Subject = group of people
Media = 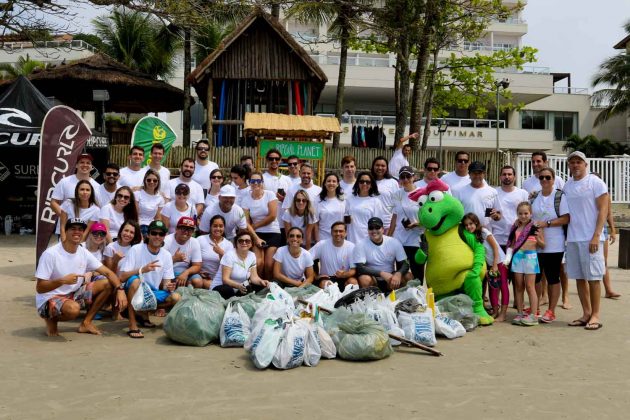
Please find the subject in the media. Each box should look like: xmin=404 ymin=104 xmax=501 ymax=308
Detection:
xmin=35 ymin=134 xmax=617 ymax=338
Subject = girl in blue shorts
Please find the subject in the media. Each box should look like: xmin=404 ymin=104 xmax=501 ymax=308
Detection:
xmin=506 ymin=202 xmax=545 ymax=326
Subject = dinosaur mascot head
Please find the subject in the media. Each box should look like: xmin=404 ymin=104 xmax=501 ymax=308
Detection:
xmin=408 ymin=179 xmax=463 ymax=236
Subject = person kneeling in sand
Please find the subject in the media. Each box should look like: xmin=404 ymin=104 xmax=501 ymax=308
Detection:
xmin=119 ymin=220 xmax=181 ymax=339
xmin=35 ymin=218 xmax=127 ymax=337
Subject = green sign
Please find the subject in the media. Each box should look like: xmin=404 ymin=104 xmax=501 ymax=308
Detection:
xmin=259 ymin=139 xmax=324 ymax=160
xmin=131 ymin=116 xmax=177 ymax=165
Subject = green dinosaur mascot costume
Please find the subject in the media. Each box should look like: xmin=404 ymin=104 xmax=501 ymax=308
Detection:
xmin=409 ymin=179 xmax=493 ymax=325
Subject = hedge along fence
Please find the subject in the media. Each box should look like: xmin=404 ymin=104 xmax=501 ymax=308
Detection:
xmin=109 ymin=145 xmax=510 ymax=185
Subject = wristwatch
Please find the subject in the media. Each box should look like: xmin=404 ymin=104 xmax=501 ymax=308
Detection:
xmin=116 ymin=284 xmax=125 ymax=291
xmin=546 ymin=220 xmax=552 ymax=228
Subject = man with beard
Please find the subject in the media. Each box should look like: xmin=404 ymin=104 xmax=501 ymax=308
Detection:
xmin=522 ymin=151 xmax=565 ymax=195
xmin=95 ymin=163 xmax=120 ymax=207
xmin=491 ymin=165 xmax=528 ymax=249
xmin=198 ymin=185 xmax=249 ymax=239
xmin=51 ymin=153 xmax=99 ymax=216
xmin=192 ymin=139 xmax=219 ymax=195
xmin=263 ymin=149 xmax=291 ymax=232
xmin=167 ymin=158 xmax=205 ymax=217
xmin=310 ymin=221 xmax=357 ymax=289
xmin=119 ymin=146 xmax=148 ymax=189
xmin=283 ymin=163 xmax=322 ymax=207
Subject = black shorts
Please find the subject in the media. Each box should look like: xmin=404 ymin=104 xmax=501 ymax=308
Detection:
xmin=256 ymin=232 xmax=283 ymax=248
xmin=536 ymin=252 xmax=564 ymax=285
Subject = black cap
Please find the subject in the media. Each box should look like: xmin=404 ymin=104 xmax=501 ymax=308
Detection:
xmin=65 ymin=217 xmax=87 ymax=231
xmin=468 ymin=161 xmax=486 ymax=173
xmin=367 ymin=217 xmax=384 ymax=229
xmin=399 ymin=166 xmax=415 ymax=177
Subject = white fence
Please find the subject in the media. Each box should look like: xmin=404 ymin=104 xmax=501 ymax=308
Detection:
xmin=515 ymin=154 xmax=630 ymax=203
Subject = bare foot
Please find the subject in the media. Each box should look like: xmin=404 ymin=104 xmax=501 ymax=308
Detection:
xmin=45 ymin=319 xmax=59 ymax=337
xmin=154 ymin=309 xmax=166 ymax=317
xmin=605 ymin=292 xmax=621 ymax=300
xmin=495 ymin=314 xmax=506 ymax=322
xmin=561 ymin=301 xmax=572 ymax=310
xmin=540 ymin=297 xmax=549 ymax=306
xmin=78 ymin=322 xmax=102 ymax=335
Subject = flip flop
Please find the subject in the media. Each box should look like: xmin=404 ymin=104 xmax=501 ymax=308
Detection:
xmin=605 ymin=294 xmax=621 ymax=300
xmin=127 ymin=329 xmax=144 ymax=339
xmin=568 ymin=319 xmax=587 ymax=327
xmin=137 ymin=318 xmax=157 ymax=329
xmin=584 ymin=322 xmax=603 ymax=331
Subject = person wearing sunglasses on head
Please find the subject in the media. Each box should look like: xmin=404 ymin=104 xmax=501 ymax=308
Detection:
xmin=99 ymin=186 xmax=139 ymax=243
xmin=163 ymin=217 xmax=202 ymax=288
xmin=441 ymin=150 xmax=473 ymax=194
xmin=192 ymin=139 xmax=219 ymax=196
xmin=282 ymin=163 xmax=322 ymax=214
xmin=96 ymin=163 xmax=121 ymax=207
xmin=119 ymin=220 xmax=180 ymax=338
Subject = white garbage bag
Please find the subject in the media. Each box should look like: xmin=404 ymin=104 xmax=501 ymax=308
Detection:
xmin=272 ymin=319 xmax=309 ymax=370
xmin=398 ymin=309 xmax=437 ymax=347
xmin=249 ymin=319 xmax=284 ymax=369
xmin=220 ymin=301 xmax=251 ymax=347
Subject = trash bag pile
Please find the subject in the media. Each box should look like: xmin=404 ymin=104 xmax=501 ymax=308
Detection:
xmin=164 ymin=288 xmax=225 ymax=346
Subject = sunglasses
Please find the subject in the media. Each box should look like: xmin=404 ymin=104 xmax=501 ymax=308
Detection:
xmin=399 ymin=173 xmax=413 ymax=179
xmin=175 ymin=191 xmax=188 ymax=196
xmin=145 ymin=178 xmax=158 ymax=183
xmin=149 ymin=231 xmax=166 ymax=237
xmin=368 ymin=225 xmax=382 ymax=231
xmin=116 ymin=193 xmax=130 ymax=200
xmin=104 ymin=172 xmax=119 ymax=177
xmin=295 ymin=198 xmax=307 ymax=203
xmin=267 ymin=157 xmax=281 ymax=162
xmin=288 ymin=234 xmax=303 ymax=239
xmin=457 ymin=159 xmax=469 ymax=164
xmin=287 ymin=162 xmax=299 ymax=167
xmin=211 ymin=175 xmax=223 ymax=180
xmin=358 ymin=180 xmax=371 ymax=185
xmin=91 ymin=231 xmax=106 ymax=238
xmin=425 ymin=167 xmax=439 ymax=172
xmin=250 ymin=179 xmax=263 ymax=184
xmin=197 ymin=147 xmax=209 ymax=152
xmin=539 ymin=175 xmax=552 ymax=181
xmin=237 ymin=238 xmax=252 ymax=244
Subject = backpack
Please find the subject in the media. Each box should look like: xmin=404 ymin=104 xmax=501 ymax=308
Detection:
xmin=529 ymin=189 xmax=567 ymax=236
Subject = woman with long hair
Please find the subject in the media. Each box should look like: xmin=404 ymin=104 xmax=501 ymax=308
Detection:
xmin=135 ymin=169 xmax=165 ymax=238
xmin=230 ymin=165 xmax=250 ymax=207
xmin=59 ymin=179 xmax=100 ymax=242
xmin=99 ymin=186 xmax=138 ymax=243
xmin=273 ymin=227 xmax=315 ymax=287
xmin=204 ymin=168 xmax=225 ymax=208
xmin=282 ymin=189 xmax=318 ymax=249
xmin=103 ymin=220 xmax=142 ymax=275
xmin=345 ymin=171 xmax=388 ymax=244
xmin=161 ymin=183 xmax=196 ymax=234
xmin=82 ymin=222 xmax=108 ymax=263
xmin=370 ymin=156 xmax=397 ymax=230
xmin=315 ymin=173 xmax=346 ymax=243
xmin=197 ymin=215 xmax=234 ymax=289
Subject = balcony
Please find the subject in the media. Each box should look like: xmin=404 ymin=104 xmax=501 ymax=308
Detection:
xmin=553 ymin=86 xmax=589 ymax=95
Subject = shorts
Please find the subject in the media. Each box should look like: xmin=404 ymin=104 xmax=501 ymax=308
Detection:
xmin=536 ymin=252 xmax=564 ymax=285
xmin=565 ymin=241 xmax=605 ymax=281
xmin=174 ymin=270 xmax=202 ymax=284
xmin=38 ymin=281 xmax=95 ymax=319
xmin=124 ymin=275 xmax=171 ymax=304
xmin=510 ymin=249 xmax=540 ymax=274
xmin=256 ymin=232 xmax=283 ymax=248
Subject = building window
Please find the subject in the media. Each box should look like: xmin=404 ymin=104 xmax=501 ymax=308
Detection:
xmin=553 ymin=112 xmax=577 ymax=140
xmin=521 ymin=110 xmax=547 ymax=130
xmin=191 ymin=101 xmax=205 ymax=130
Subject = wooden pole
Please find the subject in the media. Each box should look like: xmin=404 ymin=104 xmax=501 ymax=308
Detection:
xmin=206 ymin=79 xmax=213 ymax=145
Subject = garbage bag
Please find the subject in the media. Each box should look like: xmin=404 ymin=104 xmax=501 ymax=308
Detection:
xmin=131 ymin=281 xmax=157 ymax=312
xmin=303 ymin=320 xmax=322 ymax=367
xmin=249 ymin=294 xmax=293 ymax=338
xmin=226 ymin=293 xmax=264 ymax=319
xmin=284 ymin=284 xmax=321 ymax=301
xmin=249 ymin=319 xmax=284 ymax=369
xmin=398 ymin=309 xmax=437 ymax=347
xmin=435 ymin=314 xmax=466 ymax=339
xmin=164 ymin=288 xmax=225 ymax=346
xmin=220 ymin=301 xmax=251 ymax=347
xmin=436 ymin=294 xmax=479 ymax=331
xmin=306 ymin=283 xmax=342 ymax=311
xmin=272 ymin=319 xmax=309 ymax=370
xmin=335 ymin=313 xmax=393 ymax=361
xmin=269 ymin=283 xmax=296 ymax=312
xmin=322 ymin=307 xmax=351 ymax=335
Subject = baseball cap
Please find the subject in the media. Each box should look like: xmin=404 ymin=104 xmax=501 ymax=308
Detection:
xmin=567 ymin=151 xmax=587 ymax=162
xmin=90 ymin=222 xmax=107 ymax=233
xmin=65 ymin=217 xmax=87 ymax=231
xmin=219 ymin=185 xmax=236 ymax=198
xmin=367 ymin=217 xmax=384 ymax=229
xmin=77 ymin=153 xmax=93 ymax=162
xmin=399 ymin=166 xmax=415 ymax=177
xmin=177 ymin=216 xmax=196 ymax=229
xmin=468 ymin=161 xmax=486 ymax=173
xmin=148 ymin=220 xmax=168 ymax=233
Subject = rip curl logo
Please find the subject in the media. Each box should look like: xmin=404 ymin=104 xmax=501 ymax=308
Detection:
xmin=0 ymin=160 xmax=9 ymax=182
xmin=0 ymin=108 xmax=34 ymax=129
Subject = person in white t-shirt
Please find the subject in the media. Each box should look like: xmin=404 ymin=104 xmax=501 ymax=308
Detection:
xmin=286 ymin=155 xmax=302 ymax=186
xmin=441 ymin=150 xmax=471 ymax=194
xmin=192 ymin=139 xmax=219 ymax=194
xmin=147 ymin=143 xmax=172 ymax=197
xmin=389 ymin=132 xmax=418 ymax=178
xmin=282 ymin=189 xmax=318 ymax=249
xmin=199 ymin=185 xmax=249 ymax=239
xmin=82 ymin=222 xmax=108 ymax=263
xmin=522 ymin=150 xmax=565 ymax=195
xmin=273 ymin=227 xmax=315 ymax=287
xmin=283 ymin=163 xmax=322 ymax=211
xmin=310 ymin=221 xmax=357 ymax=289
xmin=119 ymin=220 xmax=179 ymax=338
xmin=414 ymin=157 xmax=451 ymax=193
xmin=339 ymin=155 xmax=357 ymax=197
xmin=371 ymin=156 xmax=397 ymax=230
xmin=99 ymin=186 xmax=139 ymax=243
xmin=211 ymin=231 xmax=269 ymax=299
xmin=353 ymin=217 xmax=411 ymax=291
xmin=35 ymin=218 xmax=126 ymax=337
xmin=454 ymin=161 xmax=502 ymax=228
xmin=204 ymin=168 xmax=225 ymax=208
xmin=51 ymin=153 xmax=99 ymax=217
xmin=163 ymin=217 xmax=202 ymax=287
xmin=96 ymin=163 xmax=121 ymax=207
xmin=134 ymin=169 xmax=165 ymax=237
xmin=315 ymin=173 xmax=346 ymax=242
xmin=230 ymin=164 xmax=251 ymax=206
xmin=58 ymin=179 xmax=100 ymax=241
xmin=491 ymin=165 xmax=529 ymax=248
xmin=103 ymin=220 xmax=142 ymax=276
xmin=345 ymin=171 xmax=389 ymax=244
xmin=119 ymin=146 xmax=148 ymax=189
xmin=263 ymin=148 xmax=292 ymax=234
xmin=167 ymin=158 xmax=205 ymax=217
xmin=563 ymin=151 xmax=608 ymax=330
xmin=197 ymin=214 xmax=234 ymax=289
xmin=160 ymin=183 xmax=197 ymax=234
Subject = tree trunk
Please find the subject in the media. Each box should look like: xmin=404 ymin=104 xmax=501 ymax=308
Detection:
xmin=421 ymin=47 xmax=440 ymax=148
xmin=394 ymin=37 xmax=410 ymax=142
xmin=333 ymin=16 xmax=350 ymax=148
xmin=183 ymin=27 xmax=192 ymax=147
xmin=271 ymin=2 xmax=280 ymax=18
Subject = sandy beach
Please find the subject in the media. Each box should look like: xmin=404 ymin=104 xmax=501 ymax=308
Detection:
xmin=1 ymin=235 xmax=629 ymax=419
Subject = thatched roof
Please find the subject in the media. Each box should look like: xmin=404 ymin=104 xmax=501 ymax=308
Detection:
xmin=244 ymin=112 xmax=340 ymax=139
xmin=0 ymin=54 xmax=187 ymax=113
xmin=189 ymin=8 xmax=327 ymax=107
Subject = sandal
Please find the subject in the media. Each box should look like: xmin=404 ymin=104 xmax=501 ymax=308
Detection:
xmin=568 ymin=319 xmax=587 ymax=327
xmin=127 ymin=329 xmax=144 ymax=339
xmin=584 ymin=322 xmax=603 ymax=331
xmin=137 ymin=318 xmax=157 ymax=329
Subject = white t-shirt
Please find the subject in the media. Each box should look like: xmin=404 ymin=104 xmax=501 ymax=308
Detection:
xmin=120 ymin=243 xmax=174 ymax=289
xmin=241 ymin=190 xmax=280 ymax=233
xmin=35 ymin=243 xmax=102 ymax=310
xmin=339 ymin=179 xmax=355 ymax=197
xmin=481 ymin=228 xmax=506 ymax=266
xmin=57 ymin=201 xmax=100 ymax=235
xmin=204 ymin=191 xmax=220 ymax=209
xmin=491 ymin=187 xmax=529 ymax=246
xmin=161 ymin=201 xmax=197 ymax=234
xmin=234 ymin=185 xmax=251 ymax=207
xmin=388 ymin=148 xmax=408 ymax=179
xmin=134 ymin=190 xmax=165 ymax=226
xmin=99 ymin=203 xmax=125 ymax=239
xmin=353 ymin=236 xmax=407 ymax=273
xmin=441 ymin=172 xmax=470 ymax=194
xmin=211 ymin=249 xmax=257 ymax=289
xmin=375 ymin=178 xmax=398 ymax=229
xmin=95 ymin=183 xmax=119 ymax=208
xmin=522 ymin=174 xmax=565 ymax=194
xmin=119 ymin=166 xmax=148 ymax=189
xmin=389 ymin=188 xmax=422 ymax=247
xmin=199 ymin=202 xmax=247 ymax=239
xmin=52 ymin=175 xmax=100 ymax=203
xmin=454 ymin=184 xmax=502 ymax=228
xmin=345 ymin=195 xmax=388 ymax=244
xmin=198 ymin=235 xmax=234 ymax=279
xmin=563 ymin=174 xmax=608 ymax=242
xmin=163 ymin=234 xmax=202 ymax=274
xmin=531 ymin=191 xmax=569 ymax=253
xmin=273 ymin=246 xmax=314 ymax=281
xmin=264 ymin=171 xmax=292 ymax=224
xmin=103 ymin=241 xmax=132 ymax=274
xmin=192 ymin=160 xmax=219 ymax=191
xmin=167 ymin=177 xmax=205 ymax=206
xmin=288 ymin=176 xmax=301 ymax=186
xmin=282 ymin=210 xmax=318 ymax=230
xmin=310 ymin=239 xmax=355 ymax=277
xmin=315 ymin=197 xmax=346 ymax=241
xmin=82 ymin=242 xmax=104 ymax=262
xmin=283 ymin=183 xmax=322 ymax=209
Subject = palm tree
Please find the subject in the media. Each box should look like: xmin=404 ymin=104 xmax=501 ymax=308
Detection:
xmin=93 ymin=8 xmax=181 ymax=79
xmin=193 ymin=21 xmax=234 ymax=65
xmin=591 ymin=20 xmax=630 ymax=126
xmin=0 ymin=54 xmax=46 ymax=79
xmin=563 ymin=134 xmax=630 ymax=157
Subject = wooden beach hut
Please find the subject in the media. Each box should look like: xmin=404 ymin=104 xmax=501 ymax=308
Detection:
xmin=189 ymin=8 xmax=328 ymax=147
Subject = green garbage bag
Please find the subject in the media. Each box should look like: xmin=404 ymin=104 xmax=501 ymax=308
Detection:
xmin=226 ymin=292 xmax=264 ymax=318
xmin=436 ymin=294 xmax=479 ymax=331
xmin=164 ymin=288 xmax=225 ymax=346
xmin=285 ymin=284 xmax=321 ymax=301
xmin=335 ymin=313 xmax=393 ymax=361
